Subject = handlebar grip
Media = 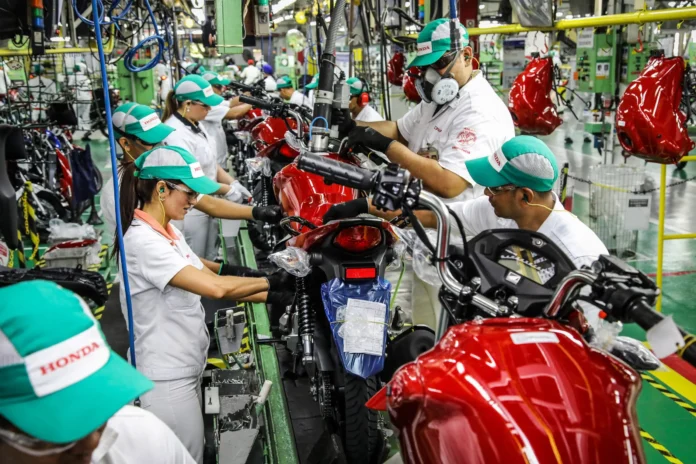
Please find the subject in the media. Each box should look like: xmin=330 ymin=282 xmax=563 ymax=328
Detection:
xmin=297 ymin=154 xmax=378 ymax=191
xmin=238 ymin=95 xmax=276 ymax=111
xmin=228 ymin=81 xmax=255 ymax=92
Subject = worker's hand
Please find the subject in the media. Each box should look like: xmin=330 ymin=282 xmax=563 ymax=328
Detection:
xmin=252 ymin=205 xmax=284 ymax=224
xmin=225 ymin=180 xmax=252 ymax=204
xmin=343 ymin=126 xmax=393 ymax=155
xmin=266 ymin=291 xmax=295 ymax=306
xmin=266 ymin=269 xmax=294 ymax=292
xmin=219 ymin=264 xmax=267 ymax=277
xmin=323 ymin=198 xmax=368 ymax=223
xmin=332 ymin=107 xmax=356 ymax=138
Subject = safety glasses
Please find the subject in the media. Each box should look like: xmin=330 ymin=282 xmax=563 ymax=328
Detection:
xmin=191 ymin=101 xmax=211 ymax=111
xmin=423 ymin=51 xmax=458 ymax=72
xmin=0 ymin=427 xmax=77 ymax=457
xmin=164 ymin=180 xmax=199 ymax=200
xmin=485 ymin=185 xmax=517 ymax=196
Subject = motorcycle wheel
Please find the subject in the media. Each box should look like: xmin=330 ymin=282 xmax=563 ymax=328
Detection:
xmin=343 ymin=374 xmax=380 ymax=463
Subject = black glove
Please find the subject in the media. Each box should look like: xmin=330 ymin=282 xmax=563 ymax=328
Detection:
xmin=265 ymin=269 xmax=294 ymax=292
xmin=266 ymin=291 xmax=295 ymax=306
xmin=252 ymin=205 xmax=283 ymax=224
xmin=218 ymin=263 xmax=267 ymax=277
xmin=343 ymin=126 xmax=394 ymax=155
xmin=323 ymin=198 xmax=368 ymax=223
xmin=332 ymin=107 xmax=356 ymax=138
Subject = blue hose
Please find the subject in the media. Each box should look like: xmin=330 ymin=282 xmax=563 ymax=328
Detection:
xmin=82 ymin=0 xmax=139 ymax=369
xmin=122 ymin=0 xmax=165 ymax=72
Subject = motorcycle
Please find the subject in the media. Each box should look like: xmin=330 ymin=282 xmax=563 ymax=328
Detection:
xmin=295 ymin=153 xmax=696 ymax=464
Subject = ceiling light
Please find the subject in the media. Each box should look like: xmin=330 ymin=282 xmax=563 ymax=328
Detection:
xmin=556 ymin=11 xmax=563 ymax=17
xmin=479 ymin=4 xmax=485 ymax=9
xmin=404 ymin=1 xmax=410 ymax=7
xmin=668 ymin=1 xmax=676 ymax=6
xmin=565 ymin=14 xmax=573 ymax=19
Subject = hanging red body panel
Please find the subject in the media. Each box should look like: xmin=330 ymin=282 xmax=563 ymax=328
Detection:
xmin=403 ymin=67 xmax=422 ymax=104
xmin=616 ymin=56 xmax=695 ymax=164
xmin=508 ymin=57 xmax=562 ymax=136
xmin=387 ymin=52 xmax=405 ymax=86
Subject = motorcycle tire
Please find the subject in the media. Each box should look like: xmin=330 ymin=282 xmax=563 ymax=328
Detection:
xmin=343 ymin=374 xmax=380 ymax=464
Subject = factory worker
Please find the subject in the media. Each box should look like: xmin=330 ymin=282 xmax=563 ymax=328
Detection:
xmin=102 ymin=103 xmax=282 ymax=276
xmin=27 ymin=64 xmax=57 ymax=122
xmin=346 ymin=77 xmax=383 ymax=123
xmin=68 ymin=62 xmax=92 ymax=124
xmin=161 ymin=75 xmax=252 ymax=260
xmin=153 ymin=60 xmax=172 ymax=107
xmin=240 ymin=59 xmax=262 ymax=86
xmin=0 ymin=61 xmax=8 ymax=98
xmin=304 ymin=73 xmax=319 ymax=106
xmin=325 ymin=136 xmax=608 ymax=327
xmin=335 ymin=18 xmax=514 ymax=203
xmin=116 ymin=146 xmax=292 ymax=463
xmin=262 ymin=64 xmax=277 ymax=93
xmin=0 ymin=281 xmax=195 ymax=464
xmin=200 ymin=72 xmax=253 ymax=164
xmin=185 ymin=62 xmax=206 ymax=75
xmin=276 ymin=75 xmax=311 ymax=108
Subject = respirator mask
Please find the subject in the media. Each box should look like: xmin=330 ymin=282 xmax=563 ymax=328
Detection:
xmin=415 ymin=51 xmax=461 ymax=105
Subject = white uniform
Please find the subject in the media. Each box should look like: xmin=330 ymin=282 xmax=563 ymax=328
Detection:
xmin=119 ymin=213 xmax=209 ymax=463
xmin=100 ymin=176 xmax=118 ymax=234
xmin=289 ymin=90 xmax=311 ymax=108
xmin=27 ymin=76 xmax=57 ymax=122
xmin=240 ymin=65 xmax=262 ymax=86
xmin=154 ymin=62 xmax=172 ymax=106
xmin=201 ymin=100 xmax=230 ymax=165
xmin=396 ymin=71 xmax=515 ymax=203
xmin=68 ymin=71 xmax=92 ymax=124
xmin=307 ymin=89 xmax=315 ymax=107
xmin=92 ymin=405 xmax=195 ymax=464
xmin=0 ymin=68 xmax=9 ymax=95
xmin=355 ymin=104 xmax=383 ymax=122
xmin=164 ymin=114 xmax=220 ymax=260
xmin=263 ymin=75 xmax=277 ymax=92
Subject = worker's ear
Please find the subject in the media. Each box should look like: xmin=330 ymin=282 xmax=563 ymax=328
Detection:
xmin=520 ymin=188 xmax=533 ymax=205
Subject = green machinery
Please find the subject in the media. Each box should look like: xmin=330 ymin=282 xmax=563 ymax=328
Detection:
xmin=215 ymin=0 xmax=244 ymax=55
xmin=576 ymin=28 xmax=618 ymax=134
xmin=620 ymin=44 xmax=653 ymax=84
xmin=116 ymin=60 xmax=158 ymax=105
xmin=275 ymin=54 xmax=296 ymax=85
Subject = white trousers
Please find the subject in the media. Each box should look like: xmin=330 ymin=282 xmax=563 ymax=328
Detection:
xmin=140 ymin=376 xmax=204 ymax=464
xmin=173 ymin=210 xmax=219 ymax=261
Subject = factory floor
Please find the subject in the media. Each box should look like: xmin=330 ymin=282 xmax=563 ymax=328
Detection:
xmin=85 ymin=111 xmax=696 ymax=463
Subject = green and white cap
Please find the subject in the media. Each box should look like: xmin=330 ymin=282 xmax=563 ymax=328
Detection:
xmin=407 ymin=18 xmax=469 ymax=68
xmin=201 ymin=71 xmax=231 ymax=87
xmin=276 ymin=75 xmax=294 ymax=89
xmin=304 ymin=74 xmax=319 ymax=90
xmin=0 ymin=281 xmax=153 ymax=443
xmin=112 ymin=102 xmax=174 ymax=144
xmin=465 ymin=136 xmax=559 ymax=192
xmin=135 ymin=146 xmax=221 ymax=195
xmin=185 ymin=63 xmax=206 ymax=74
xmin=346 ymin=77 xmax=367 ymax=96
xmin=174 ymin=75 xmax=224 ymax=106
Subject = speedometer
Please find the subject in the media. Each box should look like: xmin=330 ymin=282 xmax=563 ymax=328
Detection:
xmin=497 ymin=245 xmax=556 ymax=285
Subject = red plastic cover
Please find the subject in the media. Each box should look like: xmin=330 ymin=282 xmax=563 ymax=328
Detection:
xmin=508 ymin=57 xmax=562 ymax=135
xmin=388 ymin=52 xmax=405 ymax=86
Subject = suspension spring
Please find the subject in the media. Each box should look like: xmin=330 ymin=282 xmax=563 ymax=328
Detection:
xmin=261 ymin=175 xmax=270 ymax=207
xmin=296 ymin=276 xmax=315 ymax=363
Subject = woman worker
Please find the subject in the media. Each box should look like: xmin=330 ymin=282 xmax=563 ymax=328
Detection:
xmin=101 ymin=102 xmax=282 ymax=277
xmin=117 ymin=145 xmax=292 ymax=463
xmin=161 ymin=75 xmax=250 ymax=260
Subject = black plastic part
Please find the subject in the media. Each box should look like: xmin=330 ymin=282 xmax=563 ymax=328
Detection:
xmin=297 ymin=154 xmax=378 ymax=191
xmin=238 ymin=94 xmax=277 ymax=111
xmin=0 ymin=125 xmax=25 ymax=249
xmin=380 ymin=326 xmax=435 ymax=382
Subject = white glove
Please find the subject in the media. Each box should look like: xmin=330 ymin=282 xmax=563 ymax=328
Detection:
xmin=225 ymin=180 xmax=252 ymax=204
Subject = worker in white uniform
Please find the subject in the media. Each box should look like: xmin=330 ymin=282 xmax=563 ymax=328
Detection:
xmin=68 ymin=63 xmax=92 ymax=125
xmin=276 ymin=75 xmax=311 ymax=108
xmin=115 ymin=146 xmax=292 ymax=463
xmin=239 ymin=59 xmax=263 ymax=86
xmin=0 ymin=61 xmax=10 ymax=99
xmin=332 ymin=19 xmax=515 ymax=327
xmin=346 ymin=77 xmax=383 ymax=122
xmin=101 ymin=103 xmax=281 ymax=275
xmin=200 ymin=72 xmax=253 ymax=164
xmin=261 ymin=64 xmax=277 ymax=93
xmin=153 ymin=60 xmax=172 ymax=108
xmin=161 ymin=75 xmax=252 ymax=260
xmin=0 ymin=281 xmax=195 ymax=464
xmin=27 ymin=65 xmax=57 ymax=122
xmin=304 ymin=74 xmax=319 ymax=107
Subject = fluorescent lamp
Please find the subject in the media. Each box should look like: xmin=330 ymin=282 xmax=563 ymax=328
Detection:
xmin=479 ymin=4 xmax=485 ymax=9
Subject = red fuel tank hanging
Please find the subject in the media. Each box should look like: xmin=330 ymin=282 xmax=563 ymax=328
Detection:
xmin=387 ymin=52 xmax=405 ymax=86
xmin=403 ymin=67 xmax=422 ymax=104
xmin=508 ymin=57 xmax=562 ymax=136
xmin=616 ymin=55 xmax=695 ymax=164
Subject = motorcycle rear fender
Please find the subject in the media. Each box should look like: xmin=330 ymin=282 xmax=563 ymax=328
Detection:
xmin=312 ymin=322 xmax=335 ymax=373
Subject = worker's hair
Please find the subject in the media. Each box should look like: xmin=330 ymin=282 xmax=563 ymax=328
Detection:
xmin=113 ymin=128 xmax=149 ymax=164
xmin=161 ymin=90 xmax=180 ymax=122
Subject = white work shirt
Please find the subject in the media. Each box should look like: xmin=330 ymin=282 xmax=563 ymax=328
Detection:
xmin=100 ymin=176 xmax=118 ymax=233
xmin=92 ymin=405 xmax=195 ymax=463
xmin=355 ymin=104 xmax=383 ymax=122
xmin=119 ymin=214 xmax=209 ymax=380
xmin=289 ymin=90 xmax=311 ymax=108
xmin=397 ymin=72 xmax=514 ymax=203
xmin=0 ymin=69 xmax=8 ymax=95
xmin=263 ymin=75 xmax=277 ymax=91
xmin=449 ymin=195 xmax=608 ymax=268
xmin=240 ymin=65 xmax=262 ymax=86
xmin=163 ymin=114 xmax=218 ymax=181
xmin=307 ymin=90 xmax=315 ymax=107
xmin=27 ymin=76 xmax=57 ymax=107
xmin=68 ymin=72 xmax=92 ymax=100
xmin=201 ymin=100 xmax=230 ymax=165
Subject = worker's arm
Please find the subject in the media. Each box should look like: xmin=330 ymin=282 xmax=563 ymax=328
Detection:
xmin=362 ymin=198 xmax=438 ymax=227
xmin=356 ymin=120 xmax=408 ymax=145
xmin=217 ymin=165 xmax=235 ymax=184
xmin=170 ymin=266 xmax=269 ymax=300
xmin=201 ymin=258 xmax=221 ymax=274
xmin=225 ymin=103 xmax=252 ymax=120
xmin=195 ymin=195 xmax=254 ymax=220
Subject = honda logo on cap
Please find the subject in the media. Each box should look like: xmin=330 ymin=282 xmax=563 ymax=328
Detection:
xmin=489 ymin=150 xmax=507 ymax=173
xmin=417 ymin=41 xmax=433 ymax=56
xmin=39 ymin=342 xmax=101 ymax=375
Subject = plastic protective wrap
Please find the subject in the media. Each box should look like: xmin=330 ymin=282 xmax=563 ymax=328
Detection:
xmin=268 ymin=247 xmax=311 ymax=277
xmin=393 ymin=228 xmax=444 ymax=286
xmin=320 ymin=278 xmax=391 ymax=379
xmin=610 ymin=336 xmax=661 ymax=371
xmin=48 ymin=219 xmax=97 ymax=244
xmin=245 ymin=157 xmax=272 ymax=177
xmin=386 ymin=239 xmax=407 ymax=272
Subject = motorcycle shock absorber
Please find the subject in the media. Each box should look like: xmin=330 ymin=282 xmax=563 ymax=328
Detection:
xmin=295 ymin=276 xmax=315 ymax=364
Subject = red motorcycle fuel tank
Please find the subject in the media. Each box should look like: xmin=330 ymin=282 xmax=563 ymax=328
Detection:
xmin=616 ymin=56 xmax=695 ymax=164
xmin=508 ymin=57 xmax=563 ymax=135
xmin=274 ymin=153 xmax=359 ymax=233
xmin=378 ymin=318 xmax=644 ymax=464
xmin=251 ymin=117 xmax=299 ymax=148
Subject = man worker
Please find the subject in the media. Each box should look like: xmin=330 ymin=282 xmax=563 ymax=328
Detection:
xmin=335 ymin=18 xmax=514 ymax=202
xmin=0 ymin=280 xmax=195 ymax=463
xmin=346 ymin=77 xmax=383 ymax=122
xmin=276 ymin=76 xmax=311 ymax=108
xmin=261 ymin=64 xmax=277 ymax=93
xmin=304 ymin=73 xmax=319 ymax=106
xmin=240 ymin=59 xmax=263 ymax=86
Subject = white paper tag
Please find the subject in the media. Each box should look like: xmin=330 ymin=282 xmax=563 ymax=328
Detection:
xmin=343 ymin=299 xmax=387 ymax=356
xmin=0 ymin=240 xmax=9 ymax=267
xmin=624 ymin=194 xmax=651 ymax=231
xmin=647 ymin=315 xmax=685 ymax=359
xmin=578 ymin=28 xmax=594 ymax=48
xmin=511 ymin=332 xmax=559 ymax=345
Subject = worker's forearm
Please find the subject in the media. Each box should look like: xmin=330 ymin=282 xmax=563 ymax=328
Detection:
xmin=219 ymin=276 xmax=269 ymax=300
xmin=357 ymin=120 xmax=399 ymax=140
xmin=226 ymin=104 xmax=252 ymax=119
xmin=217 ymin=165 xmax=235 ymax=184
xmin=239 ymin=292 xmax=268 ymax=303
xmin=228 ymin=96 xmax=241 ymax=106
xmin=196 ymin=195 xmax=255 ymax=220
xmin=202 ymin=258 xmax=221 ymax=273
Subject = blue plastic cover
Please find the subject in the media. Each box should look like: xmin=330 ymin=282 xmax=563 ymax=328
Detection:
xmin=320 ymin=277 xmax=391 ymax=379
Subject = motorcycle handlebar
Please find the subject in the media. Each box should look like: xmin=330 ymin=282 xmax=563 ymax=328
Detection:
xmin=238 ymin=95 xmax=277 ymax=111
xmin=227 ymin=81 xmax=257 ymax=93
xmin=296 ymin=153 xmax=378 ymax=191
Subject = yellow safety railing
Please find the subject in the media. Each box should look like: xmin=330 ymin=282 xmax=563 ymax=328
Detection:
xmin=0 ymin=30 xmax=115 ymax=57
xmin=656 ymin=156 xmax=696 ymax=311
